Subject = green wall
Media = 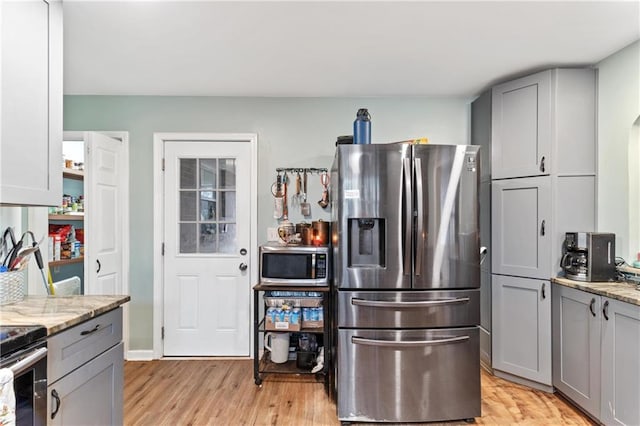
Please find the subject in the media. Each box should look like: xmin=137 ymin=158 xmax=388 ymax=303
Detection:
xmin=63 ymin=96 xmax=471 ymax=351
xmin=596 ymin=40 xmax=640 ymax=260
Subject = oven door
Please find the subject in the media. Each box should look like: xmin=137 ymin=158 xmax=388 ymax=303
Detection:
xmin=1 ymin=342 xmax=47 ymax=426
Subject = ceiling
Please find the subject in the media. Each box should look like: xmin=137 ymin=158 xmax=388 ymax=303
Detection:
xmin=63 ymin=0 xmax=640 ymax=98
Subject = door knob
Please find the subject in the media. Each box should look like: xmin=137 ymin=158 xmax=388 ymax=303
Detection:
xmin=239 ymin=263 xmax=248 ymax=271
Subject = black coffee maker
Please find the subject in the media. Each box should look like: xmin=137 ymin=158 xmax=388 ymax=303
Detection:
xmin=561 ymin=232 xmax=616 ymax=282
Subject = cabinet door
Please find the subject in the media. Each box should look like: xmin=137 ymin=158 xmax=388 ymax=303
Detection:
xmin=492 ymin=176 xmax=551 ymax=278
xmin=492 ymin=275 xmax=551 ymax=385
xmin=491 ymin=70 xmax=551 ymax=179
xmin=601 ymin=298 xmax=640 ymax=426
xmin=552 ymin=284 xmax=601 ymax=419
xmin=48 ymin=342 xmax=123 ymax=426
xmin=0 ymin=0 xmax=62 ymax=206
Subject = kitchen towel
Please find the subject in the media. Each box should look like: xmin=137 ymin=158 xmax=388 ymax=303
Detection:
xmin=0 ymin=368 xmax=15 ymax=426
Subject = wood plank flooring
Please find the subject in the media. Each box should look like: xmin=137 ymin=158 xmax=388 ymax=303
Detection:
xmin=124 ymin=360 xmax=592 ymax=425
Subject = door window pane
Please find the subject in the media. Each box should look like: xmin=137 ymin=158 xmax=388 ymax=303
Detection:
xmin=180 ymin=223 xmax=197 ymax=253
xmin=200 ymin=159 xmax=217 ymax=190
xmin=178 ymin=157 xmax=237 ymax=254
xmin=180 ymin=191 xmax=197 ymax=221
xmin=180 ymin=159 xmax=197 ymax=189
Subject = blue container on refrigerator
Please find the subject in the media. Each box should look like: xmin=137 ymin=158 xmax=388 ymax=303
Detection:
xmin=353 ymin=109 xmax=371 ymax=144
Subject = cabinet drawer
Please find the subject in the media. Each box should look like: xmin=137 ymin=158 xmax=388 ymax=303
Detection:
xmin=48 ymin=308 xmax=123 ymax=384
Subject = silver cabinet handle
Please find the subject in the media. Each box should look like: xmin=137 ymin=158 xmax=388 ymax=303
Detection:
xmin=352 ymin=297 xmax=470 ymax=308
xmin=540 ymin=156 xmax=546 ymax=173
xmin=352 ymin=335 xmax=469 ymax=348
xmin=415 ymin=157 xmax=425 ymax=277
xmin=603 ymin=300 xmax=609 ymax=321
xmin=589 ymin=298 xmax=596 ymax=317
xmin=239 ymin=263 xmax=248 ymax=271
xmin=403 ymin=158 xmax=412 ymax=276
xmin=8 ymin=347 xmax=47 ymax=376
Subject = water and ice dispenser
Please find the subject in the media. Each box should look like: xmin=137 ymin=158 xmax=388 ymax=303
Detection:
xmin=347 ymin=218 xmax=385 ymax=267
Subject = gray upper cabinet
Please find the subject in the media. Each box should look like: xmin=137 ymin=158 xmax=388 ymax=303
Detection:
xmin=492 ymin=176 xmax=552 ymax=279
xmin=0 ymin=0 xmax=62 ymax=206
xmin=491 ymin=68 xmax=596 ymax=180
xmin=601 ymin=298 xmax=640 ymax=426
xmin=491 ymin=70 xmax=551 ymax=179
xmin=552 ymin=283 xmax=601 ymax=419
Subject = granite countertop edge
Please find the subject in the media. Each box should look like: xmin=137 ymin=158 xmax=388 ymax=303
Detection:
xmin=553 ymin=277 xmax=640 ymax=306
xmin=0 ymin=295 xmax=131 ymax=335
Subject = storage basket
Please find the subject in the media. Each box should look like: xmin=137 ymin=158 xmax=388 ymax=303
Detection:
xmin=0 ymin=270 xmax=25 ymax=305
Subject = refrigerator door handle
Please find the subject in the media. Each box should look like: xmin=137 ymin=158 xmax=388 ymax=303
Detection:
xmin=414 ymin=157 xmax=424 ymax=276
xmin=403 ymin=157 xmax=412 ymax=275
xmin=351 ymin=297 xmax=470 ymax=308
xmin=352 ymin=335 xmax=470 ymax=348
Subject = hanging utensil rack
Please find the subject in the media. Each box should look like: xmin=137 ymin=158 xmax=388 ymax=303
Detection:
xmin=276 ymin=167 xmax=327 ymax=174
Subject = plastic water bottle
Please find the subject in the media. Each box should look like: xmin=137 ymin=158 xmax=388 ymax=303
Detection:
xmin=353 ymin=108 xmax=371 ymax=144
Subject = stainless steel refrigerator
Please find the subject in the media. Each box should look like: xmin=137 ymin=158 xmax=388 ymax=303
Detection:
xmin=331 ymin=143 xmax=481 ymax=423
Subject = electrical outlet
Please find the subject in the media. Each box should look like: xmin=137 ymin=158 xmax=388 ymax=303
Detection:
xmin=267 ymin=227 xmax=278 ymax=241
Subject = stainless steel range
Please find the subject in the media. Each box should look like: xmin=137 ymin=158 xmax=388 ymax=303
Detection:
xmin=331 ymin=143 xmax=481 ymax=423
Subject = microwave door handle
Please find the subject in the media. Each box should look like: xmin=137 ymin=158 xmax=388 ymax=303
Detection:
xmin=311 ymin=253 xmax=316 ymax=279
xmin=403 ymin=158 xmax=412 ymax=275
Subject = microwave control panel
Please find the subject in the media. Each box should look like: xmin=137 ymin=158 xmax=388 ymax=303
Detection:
xmin=316 ymin=254 xmax=327 ymax=278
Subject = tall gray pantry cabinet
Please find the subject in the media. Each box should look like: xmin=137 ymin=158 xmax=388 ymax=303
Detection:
xmin=474 ymin=68 xmax=597 ymax=390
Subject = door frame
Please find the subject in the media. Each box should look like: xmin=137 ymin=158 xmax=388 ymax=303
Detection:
xmin=27 ymin=131 xmax=130 ymax=355
xmin=152 ymin=133 xmax=258 ymax=359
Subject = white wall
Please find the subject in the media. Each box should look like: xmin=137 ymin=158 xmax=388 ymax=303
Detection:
xmin=63 ymin=95 xmax=471 ymax=351
xmin=596 ymin=40 xmax=640 ymax=261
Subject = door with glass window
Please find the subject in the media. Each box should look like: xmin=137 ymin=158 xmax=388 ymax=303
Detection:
xmin=163 ymin=140 xmax=251 ymax=356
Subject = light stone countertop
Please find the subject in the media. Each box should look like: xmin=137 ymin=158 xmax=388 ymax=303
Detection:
xmin=0 ymin=295 xmax=130 ymax=335
xmin=553 ymin=277 xmax=640 ymax=306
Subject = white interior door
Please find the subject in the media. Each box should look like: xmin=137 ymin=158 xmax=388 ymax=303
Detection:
xmin=163 ymin=140 xmax=251 ymax=356
xmin=85 ymin=132 xmax=126 ymax=295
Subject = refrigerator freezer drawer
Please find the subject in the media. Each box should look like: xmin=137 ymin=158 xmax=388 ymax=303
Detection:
xmin=337 ymin=327 xmax=480 ymax=423
xmin=338 ymin=289 xmax=480 ymax=328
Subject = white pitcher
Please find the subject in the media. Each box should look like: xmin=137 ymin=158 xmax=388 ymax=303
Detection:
xmin=264 ymin=332 xmax=289 ymax=364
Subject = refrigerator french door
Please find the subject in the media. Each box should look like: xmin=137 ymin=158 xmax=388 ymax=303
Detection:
xmin=331 ymin=143 xmax=481 ymax=423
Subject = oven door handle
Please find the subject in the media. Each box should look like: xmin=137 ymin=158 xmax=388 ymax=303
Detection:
xmin=8 ymin=347 xmax=47 ymax=376
xmin=351 ymin=297 xmax=470 ymax=308
xmin=352 ymin=335 xmax=469 ymax=348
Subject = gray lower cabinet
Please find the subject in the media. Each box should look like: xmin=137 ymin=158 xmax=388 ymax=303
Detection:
xmin=47 ymin=308 xmax=124 ymax=425
xmin=601 ymin=298 xmax=640 ymax=426
xmin=552 ymin=284 xmax=640 ymax=425
xmin=492 ymin=275 xmax=551 ymax=386
xmin=552 ymin=284 xmax=601 ymax=419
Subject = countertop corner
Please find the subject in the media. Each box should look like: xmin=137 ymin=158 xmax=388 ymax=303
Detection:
xmin=0 ymin=295 xmax=130 ymax=335
xmin=552 ymin=277 xmax=640 ymax=306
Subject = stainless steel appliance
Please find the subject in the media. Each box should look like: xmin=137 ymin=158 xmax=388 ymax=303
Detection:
xmin=259 ymin=243 xmax=330 ymax=286
xmin=0 ymin=325 xmax=47 ymax=425
xmin=561 ymin=232 xmax=616 ymax=282
xmin=332 ymin=143 xmax=481 ymax=423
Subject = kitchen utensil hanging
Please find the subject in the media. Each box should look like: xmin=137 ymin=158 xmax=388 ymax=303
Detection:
xmin=318 ymin=171 xmax=330 ymax=209
xmin=300 ymin=170 xmax=311 ymax=217
xmin=272 ymin=172 xmax=284 ymax=219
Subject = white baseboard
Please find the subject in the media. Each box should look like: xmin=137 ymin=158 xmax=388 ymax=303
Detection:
xmin=126 ymin=350 xmax=155 ymax=361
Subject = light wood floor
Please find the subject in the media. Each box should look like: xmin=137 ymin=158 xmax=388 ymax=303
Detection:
xmin=124 ymin=360 xmax=593 ymax=425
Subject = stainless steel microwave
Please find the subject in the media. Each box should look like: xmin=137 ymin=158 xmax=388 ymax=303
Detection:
xmin=259 ymin=242 xmax=330 ymax=286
